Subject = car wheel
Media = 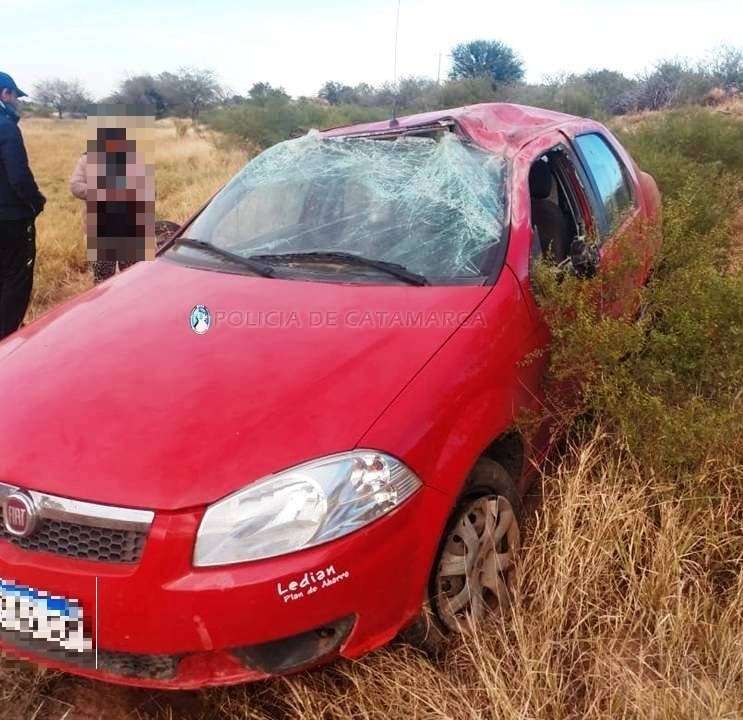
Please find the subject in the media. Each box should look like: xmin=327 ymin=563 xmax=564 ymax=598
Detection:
xmin=404 ymin=459 xmax=522 ymax=652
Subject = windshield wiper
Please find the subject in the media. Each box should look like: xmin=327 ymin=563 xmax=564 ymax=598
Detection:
xmin=247 ymin=251 xmax=429 ymax=286
xmin=173 ymin=238 xmax=275 ymax=278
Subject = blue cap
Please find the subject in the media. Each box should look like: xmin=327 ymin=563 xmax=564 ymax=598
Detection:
xmin=0 ymin=72 xmax=27 ymax=98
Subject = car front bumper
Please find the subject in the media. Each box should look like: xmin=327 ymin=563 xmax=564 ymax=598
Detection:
xmin=0 ymin=485 xmax=450 ymax=689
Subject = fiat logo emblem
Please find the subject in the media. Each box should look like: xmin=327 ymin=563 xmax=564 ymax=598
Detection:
xmin=2 ymin=492 xmax=38 ymax=538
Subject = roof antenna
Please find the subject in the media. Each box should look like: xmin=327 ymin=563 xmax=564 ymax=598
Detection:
xmin=390 ymin=0 xmax=401 ymax=127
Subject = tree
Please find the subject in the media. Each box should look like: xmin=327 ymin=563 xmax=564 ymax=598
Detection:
xmin=630 ymin=61 xmax=712 ymax=112
xmin=708 ymin=45 xmax=743 ymax=90
xmin=579 ymin=69 xmax=635 ymax=114
xmin=33 ymin=78 xmax=92 ymax=119
xmin=110 ymin=75 xmax=169 ymax=116
xmin=395 ymin=76 xmax=438 ymax=110
xmin=352 ymin=83 xmax=377 ymax=107
xmin=436 ymin=77 xmax=496 ymax=108
xmin=248 ymin=82 xmax=289 ymax=105
xmin=318 ymin=81 xmax=358 ymax=105
xmin=158 ymin=68 xmax=222 ymax=119
xmin=449 ymin=40 xmax=524 ymax=89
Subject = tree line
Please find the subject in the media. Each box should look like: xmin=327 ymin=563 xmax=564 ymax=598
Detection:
xmin=32 ymin=68 xmax=224 ymax=120
xmin=28 ymin=40 xmax=743 ymax=148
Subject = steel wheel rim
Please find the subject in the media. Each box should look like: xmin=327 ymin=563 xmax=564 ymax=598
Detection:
xmin=434 ymin=494 xmax=520 ymax=632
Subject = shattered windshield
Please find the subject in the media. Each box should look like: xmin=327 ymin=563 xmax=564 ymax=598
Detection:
xmin=178 ymin=130 xmax=507 ymax=281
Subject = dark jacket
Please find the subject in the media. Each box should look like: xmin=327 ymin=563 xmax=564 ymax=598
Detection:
xmin=0 ymin=101 xmax=45 ymax=221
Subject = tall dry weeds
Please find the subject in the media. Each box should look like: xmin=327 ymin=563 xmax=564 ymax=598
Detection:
xmin=145 ymin=432 xmax=741 ymax=720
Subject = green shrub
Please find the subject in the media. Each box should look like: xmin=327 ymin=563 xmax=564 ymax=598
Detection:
xmin=534 ymin=111 xmax=743 ymax=473
xmin=616 ymin=108 xmax=743 ymax=188
xmin=205 ymin=99 xmax=387 ymax=150
xmin=435 ymin=77 xmax=498 ymax=108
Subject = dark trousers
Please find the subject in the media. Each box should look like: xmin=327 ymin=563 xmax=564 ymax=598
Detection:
xmin=0 ymin=219 xmax=36 ymax=340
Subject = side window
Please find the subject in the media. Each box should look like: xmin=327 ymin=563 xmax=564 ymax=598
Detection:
xmin=573 ymin=133 xmax=634 ymax=235
xmin=528 ymin=147 xmax=593 ymax=267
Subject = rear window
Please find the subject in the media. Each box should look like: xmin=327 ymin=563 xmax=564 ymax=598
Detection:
xmin=574 ymin=133 xmax=634 ymax=234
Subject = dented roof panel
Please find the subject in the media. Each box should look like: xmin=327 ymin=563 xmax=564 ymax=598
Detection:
xmin=322 ymin=102 xmax=579 ymax=155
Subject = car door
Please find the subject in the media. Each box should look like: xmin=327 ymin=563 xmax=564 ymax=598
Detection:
xmin=566 ymin=130 xmax=644 ymax=317
xmin=510 ymin=132 xmax=599 ymax=324
xmin=506 ymin=131 xmax=601 ymax=466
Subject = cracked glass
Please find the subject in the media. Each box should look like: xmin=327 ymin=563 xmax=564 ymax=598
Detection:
xmin=180 ymin=130 xmax=507 ymax=281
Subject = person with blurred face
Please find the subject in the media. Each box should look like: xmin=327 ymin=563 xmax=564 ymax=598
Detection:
xmin=0 ymin=72 xmax=45 ymax=339
xmin=70 ymin=125 xmax=155 ymax=284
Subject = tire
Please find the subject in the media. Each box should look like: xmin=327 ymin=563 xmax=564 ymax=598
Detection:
xmin=403 ymin=458 xmax=523 ymax=655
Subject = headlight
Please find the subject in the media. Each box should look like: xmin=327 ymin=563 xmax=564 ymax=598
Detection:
xmin=193 ymin=451 xmax=422 ymax=567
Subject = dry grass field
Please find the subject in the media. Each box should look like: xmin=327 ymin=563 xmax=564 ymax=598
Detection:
xmin=0 ymin=111 xmax=741 ymax=720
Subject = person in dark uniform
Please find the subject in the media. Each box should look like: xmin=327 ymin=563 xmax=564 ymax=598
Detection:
xmin=0 ymin=72 xmax=45 ymax=339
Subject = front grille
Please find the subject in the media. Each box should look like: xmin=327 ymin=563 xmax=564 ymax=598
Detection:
xmin=0 ymin=630 xmax=179 ymax=680
xmin=0 ymin=509 xmax=147 ymax=563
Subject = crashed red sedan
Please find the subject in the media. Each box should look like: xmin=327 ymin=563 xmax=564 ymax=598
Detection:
xmin=0 ymin=104 xmax=660 ymax=689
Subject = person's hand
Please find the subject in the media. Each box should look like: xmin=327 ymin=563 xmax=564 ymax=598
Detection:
xmin=105 ymin=188 xmax=134 ymax=202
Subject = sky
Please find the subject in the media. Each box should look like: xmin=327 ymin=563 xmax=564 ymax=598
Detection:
xmin=2 ymin=0 xmax=742 ymax=101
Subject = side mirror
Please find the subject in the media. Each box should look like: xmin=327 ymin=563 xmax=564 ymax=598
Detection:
xmin=570 ymin=235 xmax=599 ymax=278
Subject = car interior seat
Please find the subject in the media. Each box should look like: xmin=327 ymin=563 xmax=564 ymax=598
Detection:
xmin=529 ymin=160 xmax=571 ymax=263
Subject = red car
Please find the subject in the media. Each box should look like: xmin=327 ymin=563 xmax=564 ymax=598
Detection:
xmin=0 ymin=104 xmax=660 ymax=689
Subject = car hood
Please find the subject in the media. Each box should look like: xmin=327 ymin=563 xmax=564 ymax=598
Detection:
xmin=0 ymin=260 xmax=489 ymax=510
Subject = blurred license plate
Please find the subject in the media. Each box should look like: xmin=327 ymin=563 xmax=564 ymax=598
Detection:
xmin=0 ymin=578 xmax=92 ymax=653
